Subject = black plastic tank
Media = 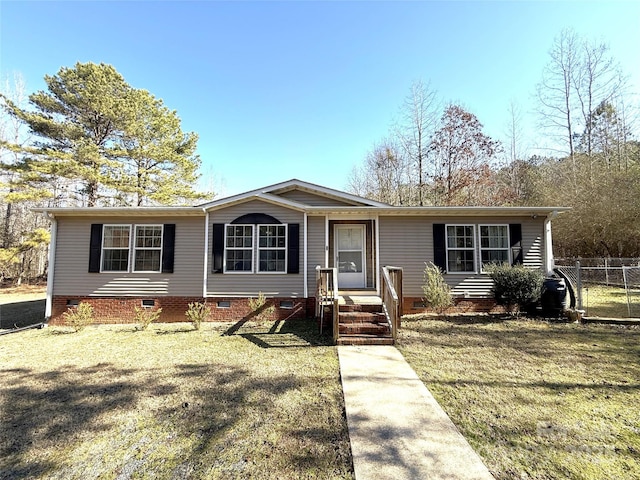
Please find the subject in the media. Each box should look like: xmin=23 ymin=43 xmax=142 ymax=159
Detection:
xmin=541 ymin=277 xmax=567 ymax=316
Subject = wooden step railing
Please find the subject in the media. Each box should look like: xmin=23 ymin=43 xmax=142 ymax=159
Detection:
xmin=381 ymin=266 xmax=403 ymax=342
xmin=315 ymin=266 xmax=339 ymax=343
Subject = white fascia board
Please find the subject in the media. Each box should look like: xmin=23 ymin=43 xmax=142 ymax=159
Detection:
xmin=32 ymin=207 xmax=206 ymax=217
xmin=306 ymin=206 xmax=571 ymax=217
xmin=197 ymin=179 xmax=308 ymax=208
xmin=266 ymin=179 xmax=391 ymax=207
xmin=198 ymin=178 xmax=391 ymax=209
xmin=203 ymin=193 xmax=307 ymax=213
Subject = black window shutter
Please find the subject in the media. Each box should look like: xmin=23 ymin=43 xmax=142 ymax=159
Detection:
xmin=509 ymin=224 xmax=523 ymax=265
xmin=212 ymin=223 xmax=224 ymax=273
xmin=162 ymin=224 xmax=176 ymax=273
xmin=88 ymin=224 xmax=103 ymax=273
xmin=287 ymin=223 xmax=300 ymax=274
xmin=433 ymin=223 xmax=446 ymax=271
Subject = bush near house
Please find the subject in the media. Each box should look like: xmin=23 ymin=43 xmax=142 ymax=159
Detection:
xmin=422 ymin=262 xmax=453 ymax=314
xmin=62 ymin=302 xmax=94 ymax=332
xmin=487 ymin=263 xmax=543 ymax=315
xmin=185 ymin=302 xmax=211 ymax=330
xmin=134 ymin=306 xmax=162 ymax=331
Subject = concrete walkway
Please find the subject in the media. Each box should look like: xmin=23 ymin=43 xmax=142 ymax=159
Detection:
xmin=338 ymin=345 xmax=494 ymax=480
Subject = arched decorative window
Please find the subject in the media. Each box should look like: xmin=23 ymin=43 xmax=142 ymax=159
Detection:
xmin=211 ymin=213 xmax=299 ymax=274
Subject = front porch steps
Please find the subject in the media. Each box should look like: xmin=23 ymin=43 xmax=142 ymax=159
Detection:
xmin=326 ymin=295 xmax=393 ymax=346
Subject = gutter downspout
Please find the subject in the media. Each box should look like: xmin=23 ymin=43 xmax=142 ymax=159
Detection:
xmin=44 ymin=212 xmax=57 ymax=321
xmin=544 ymin=210 xmax=558 ymax=275
xmin=324 ymin=216 xmax=329 ymax=267
xmin=203 ymin=211 xmax=209 ymax=298
xmin=375 ymin=215 xmax=380 ymax=296
xmin=303 ymin=212 xmax=308 ymax=298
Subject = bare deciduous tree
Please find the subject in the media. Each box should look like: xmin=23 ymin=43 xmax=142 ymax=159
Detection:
xmin=394 ymin=80 xmax=440 ymax=205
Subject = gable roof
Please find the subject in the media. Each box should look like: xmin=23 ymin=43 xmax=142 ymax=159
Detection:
xmin=197 ymin=178 xmax=391 ymax=210
xmin=33 ymin=179 xmax=569 ymax=218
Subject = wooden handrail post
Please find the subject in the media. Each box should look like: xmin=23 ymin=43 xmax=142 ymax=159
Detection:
xmin=315 ymin=266 xmax=339 ymax=344
xmin=381 ymin=266 xmax=403 ymax=342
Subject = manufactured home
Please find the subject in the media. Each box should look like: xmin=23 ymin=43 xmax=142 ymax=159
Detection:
xmin=38 ymin=179 xmax=567 ymax=343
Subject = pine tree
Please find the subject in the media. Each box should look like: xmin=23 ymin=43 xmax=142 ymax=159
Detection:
xmin=1 ymin=62 xmax=209 ymax=207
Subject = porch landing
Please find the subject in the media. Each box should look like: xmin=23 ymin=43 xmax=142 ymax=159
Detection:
xmin=338 ymin=292 xmax=382 ymax=306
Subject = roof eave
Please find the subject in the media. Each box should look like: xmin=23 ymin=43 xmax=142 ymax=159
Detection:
xmin=197 ymin=178 xmax=391 ymax=209
xmin=305 ymin=206 xmax=571 ymax=216
xmin=203 ymin=193 xmax=307 ymax=213
xmin=32 ymin=207 xmax=206 ymax=217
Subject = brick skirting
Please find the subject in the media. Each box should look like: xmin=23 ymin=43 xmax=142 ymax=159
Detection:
xmin=50 ymin=295 xmax=504 ymax=325
xmin=402 ymin=296 xmax=507 ymax=315
xmin=50 ymin=296 xmax=315 ymax=325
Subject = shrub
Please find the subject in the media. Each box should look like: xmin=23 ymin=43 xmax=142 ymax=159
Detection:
xmin=62 ymin=302 xmax=94 ymax=332
xmin=134 ymin=306 xmax=162 ymax=331
xmin=248 ymin=291 xmax=275 ymax=322
xmin=487 ymin=263 xmax=544 ymax=315
xmin=422 ymin=262 xmax=453 ymax=315
xmin=185 ymin=302 xmax=211 ymax=330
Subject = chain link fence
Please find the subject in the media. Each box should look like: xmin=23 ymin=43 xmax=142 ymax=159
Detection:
xmin=555 ymin=259 xmax=640 ymax=319
xmin=623 ymin=267 xmax=640 ymax=318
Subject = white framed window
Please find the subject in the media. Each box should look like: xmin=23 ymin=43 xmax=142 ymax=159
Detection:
xmin=101 ymin=225 xmax=131 ymax=272
xmin=446 ymin=225 xmax=476 ymax=273
xmin=479 ymin=224 xmax=510 ymax=271
xmin=258 ymin=225 xmax=287 ymax=273
xmin=133 ymin=225 xmax=163 ymax=272
xmin=224 ymin=224 xmax=254 ymax=272
xmin=223 ymin=223 xmax=289 ymax=273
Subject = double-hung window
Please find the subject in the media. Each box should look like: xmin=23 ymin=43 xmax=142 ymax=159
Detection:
xmin=479 ymin=225 xmax=510 ymax=271
xmin=91 ymin=223 xmax=174 ymax=274
xmin=134 ymin=225 xmax=163 ymax=272
xmin=258 ymin=225 xmax=286 ymax=273
xmin=102 ymin=225 xmax=131 ymax=272
xmin=101 ymin=225 xmax=164 ymax=272
xmin=225 ymin=225 xmax=254 ymax=272
xmin=223 ymin=224 xmax=287 ymax=273
xmin=446 ymin=225 xmax=476 ymax=273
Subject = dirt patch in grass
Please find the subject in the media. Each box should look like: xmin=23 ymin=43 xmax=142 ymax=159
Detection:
xmin=397 ymin=318 xmax=640 ymax=480
xmin=0 ymin=320 xmax=354 ymax=479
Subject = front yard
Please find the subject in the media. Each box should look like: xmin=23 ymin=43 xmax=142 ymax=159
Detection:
xmin=398 ymin=318 xmax=640 ymax=480
xmin=3 ymin=297 xmax=640 ymax=480
xmin=0 ymin=321 xmax=353 ymax=479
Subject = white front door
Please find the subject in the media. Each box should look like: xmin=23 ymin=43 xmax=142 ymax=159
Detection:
xmin=335 ymin=225 xmax=366 ymax=289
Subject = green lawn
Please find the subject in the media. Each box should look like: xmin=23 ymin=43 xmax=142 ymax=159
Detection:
xmin=0 ymin=285 xmax=46 ymax=330
xmin=398 ymin=318 xmax=640 ymax=480
xmin=582 ymin=284 xmax=635 ymax=319
xmin=0 ymin=320 xmax=354 ymax=479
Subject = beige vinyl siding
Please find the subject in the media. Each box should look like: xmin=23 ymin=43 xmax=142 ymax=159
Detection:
xmin=206 ymin=199 xmax=304 ymax=297
xmin=379 ymin=215 xmax=546 ymax=298
xmin=522 ymin=218 xmax=544 ymax=268
xmin=306 ymin=215 xmax=327 ymax=296
xmin=53 ymin=216 xmax=205 ymax=297
xmin=278 ymin=190 xmax=360 ymax=206
xmin=378 ymin=217 xmax=432 ymax=297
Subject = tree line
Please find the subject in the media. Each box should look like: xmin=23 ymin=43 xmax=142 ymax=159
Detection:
xmin=0 ymin=62 xmax=211 ymax=283
xmin=349 ymin=29 xmax=639 ymax=258
xmin=1 ymin=30 xmax=638 ymax=283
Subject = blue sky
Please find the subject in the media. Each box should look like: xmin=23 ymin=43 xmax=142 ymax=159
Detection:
xmin=1 ymin=1 xmax=639 ymax=198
